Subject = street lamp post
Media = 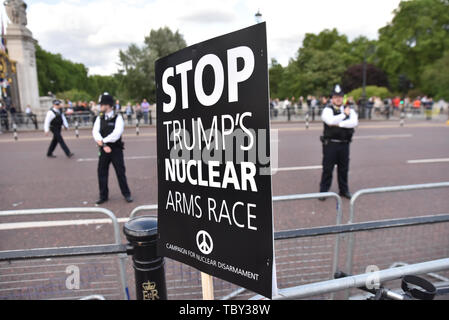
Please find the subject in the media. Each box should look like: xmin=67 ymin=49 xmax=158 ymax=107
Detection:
xmin=360 ymin=55 xmax=367 ymax=119
xmin=255 ymin=10 xmax=262 ymax=24
xmin=360 ymin=44 xmax=375 ymax=120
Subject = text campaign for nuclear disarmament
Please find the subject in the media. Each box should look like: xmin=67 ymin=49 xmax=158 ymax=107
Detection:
xmin=156 ymin=23 xmax=274 ymax=298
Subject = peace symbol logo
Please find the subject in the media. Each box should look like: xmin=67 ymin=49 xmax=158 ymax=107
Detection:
xmin=196 ymin=230 xmax=213 ymax=255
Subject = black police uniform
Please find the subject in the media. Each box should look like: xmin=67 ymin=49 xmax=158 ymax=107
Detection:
xmin=47 ymin=108 xmax=73 ymax=157
xmin=319 ymin=107 xmax=354 ymax=196
xmin=319 ymin=86 xmax=357 ymax=199
xmin=96 ymin=111 xmax=132 ymax=203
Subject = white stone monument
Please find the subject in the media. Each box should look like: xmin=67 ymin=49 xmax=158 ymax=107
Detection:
xmin=4 ymin=0 xmax=40 ymax=115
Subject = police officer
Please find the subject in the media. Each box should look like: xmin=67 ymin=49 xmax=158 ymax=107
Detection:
xmin=92 ymin=93 xmax=133 ymax=204
xmin=319 ymin=85 xmax=358 ymax=200
xmin=44 ymin=99 xmax=74 ymax=158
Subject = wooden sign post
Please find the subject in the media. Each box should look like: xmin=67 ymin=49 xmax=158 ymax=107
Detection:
xmin=201 ymin=272 xmax=214 ymax=300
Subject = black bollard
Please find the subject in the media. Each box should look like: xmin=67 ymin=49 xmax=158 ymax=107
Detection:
xmin=149 ymin=110 xmax=153 ymax=125
xmin=124 ymin=216 xmax=167 ymax=300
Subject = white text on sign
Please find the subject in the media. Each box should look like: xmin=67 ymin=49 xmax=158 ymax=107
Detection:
xmin=162 ymin=46 xmax=255 ymax=111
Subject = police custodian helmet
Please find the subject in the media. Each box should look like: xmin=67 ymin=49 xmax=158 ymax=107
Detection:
xmin=330 ymin=84 xmax=344 ymax=97
xmin=99 ymin=92 xmax=114 ymax=106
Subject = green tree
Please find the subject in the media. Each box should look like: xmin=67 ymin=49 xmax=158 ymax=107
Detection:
xmin=292 ymin=29 xmax=351 ymax=96
xmin=268 ymin=59 xmax=284 ymax=98
xmin=376 ymin=0 xmax=449 ymax=90
xmin=268 ymin=30 xmax=384 ymax=100
xmin=87 ymin=75 xmax=120 ymax=101
xmin=347 ymin=86 xmax=391 ymax=101
xmin=277 ymin=60 xmax=302 ymax=99
xmin=57 ymin=89 xmax=92 ymax=103
xmin=421 ymin=50 xmax=449 ymax=100
xmin=342 ymin=63 xmax=389 ymax=93
xmin=35 ymin=44 xmax=89 ymax=96
xmin=118 ymin=27 xmax=187 ymax=102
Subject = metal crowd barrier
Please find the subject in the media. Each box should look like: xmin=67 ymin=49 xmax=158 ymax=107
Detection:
xmin=248 ymin=212 xmax=449 ymax=300
xmin=271 ymin=257 xmax=449 ymax=300
xmin=346 ymin=182 xmax=449 ymax=277
xmin=272 ymin=192 xmax=343 ymax=286
xmin=0 ymin=207 xmax=129 ymax=300
xmin=1 ymin=185 xmax=448 ymax=300
xmin=129 ymin=204 xmax=158 ymax=219
xmin=128 ymin=193 xmax=343 ymax=300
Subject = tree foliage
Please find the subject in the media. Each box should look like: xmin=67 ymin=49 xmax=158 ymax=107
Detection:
xmin=35 ymin=44 xmax=89 ymax=96
xmin=36 ymin=44 xmax=120 ymax=101
xmin=35 ymin=27 xmax=186 ymax=103
xmin=117 ymin=27 xmax=187 ymax=102
xmin=376 ymin=0 xmax=449 ymax=90
xmin=347 ymin=86 xmax=391 ymax=102
xmin=421 ymin=50 xmax=449 ymax=100
xmin=268 ymin=59 xmax=284 ymax=99
xmin=342 ymin=63 xmax=389 ymax=93
xmin=35 ymin=1 xmax=449 ymax=104
xmin=270 ymin=30 xmax=378 ymax=99
xmin=269 ymin=0 xmax=449 ymax=100
xmin=57 ymin=89 xmax=92 ymax=103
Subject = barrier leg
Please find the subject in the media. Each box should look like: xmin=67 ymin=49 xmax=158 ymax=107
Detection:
xmin=124 ymin=216 xmax=167 ymax=300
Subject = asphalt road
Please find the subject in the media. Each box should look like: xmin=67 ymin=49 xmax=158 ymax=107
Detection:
xmin=0 ymin=118 xmax=448 ymax=299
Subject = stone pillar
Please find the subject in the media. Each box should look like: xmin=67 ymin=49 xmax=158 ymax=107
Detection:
xmin=5 ymin=23 xmax=40 ymax=113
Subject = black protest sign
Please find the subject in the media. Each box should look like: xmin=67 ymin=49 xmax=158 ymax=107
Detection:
xmin=155 ymin=23 xmax=273 ymax=298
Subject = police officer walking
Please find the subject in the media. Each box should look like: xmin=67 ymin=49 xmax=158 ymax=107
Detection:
xmin=319 ymin=85 xmax=358 ymax=200
xmin=92 ymin=93 xmax=133 ymax=205
xmin=44 ymin=99 xmax=74 ymax=158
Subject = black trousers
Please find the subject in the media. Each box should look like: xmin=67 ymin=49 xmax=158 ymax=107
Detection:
xmin=319 ymin=142 xmax=350 ymax=194
xmin=47 ymin=128 xmax=71 ymax=156
xmin=98 ymin=147 xmax=131 ymax=200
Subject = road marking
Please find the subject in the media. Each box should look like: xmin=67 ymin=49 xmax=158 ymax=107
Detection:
xmin=273 ymin=165 xmax=322 ymax=172
xmin=0 ymin=132 xmax=156 ymax=143
xmin=354 ymin=134 xmax=413 ymax=140
xmin=407 ymin=158 xmax=449 ymax=164
xmin=0 ymin=217 xmax=131 ymax=231
xmin=273 ymin=123 xmax=447 ymax=132
xmin=77 ymin=155 xmax=157 ymax=162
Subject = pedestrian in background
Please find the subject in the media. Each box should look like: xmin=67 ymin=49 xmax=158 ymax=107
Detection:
xmin=115 ymin=100 xmax=121 ymax=113
xmin=92 ymin=92 xmax=133 ymax=205
xmin=9 ymin=105 xmax=17 ymax=125
xmin=44 ymin=99 xmax=74 ymax=158
xmin=366 ymin=97 xmax=374 ymax=120
xmin=135 ymin=102 xmax=143 ymax=125
xmin=319 ymin=85 xmax=358 ymax=200
xmin=0 ymin=104 xmax=8 ymax=131
xmin=423 ymin=96 xmax=434 ymax=120
xmin=141 ymin=98 xmax=150 ymax=124
xmin=125 ymin=102 xmax=133 ymax=125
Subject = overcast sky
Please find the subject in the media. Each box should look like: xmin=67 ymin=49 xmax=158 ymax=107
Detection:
xmin=2 ymin=0 xmax=402 ymax=75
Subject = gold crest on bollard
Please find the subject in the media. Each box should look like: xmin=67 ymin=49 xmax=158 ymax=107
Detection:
xmin=142 ymin=281 xmax=159 ymax=300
